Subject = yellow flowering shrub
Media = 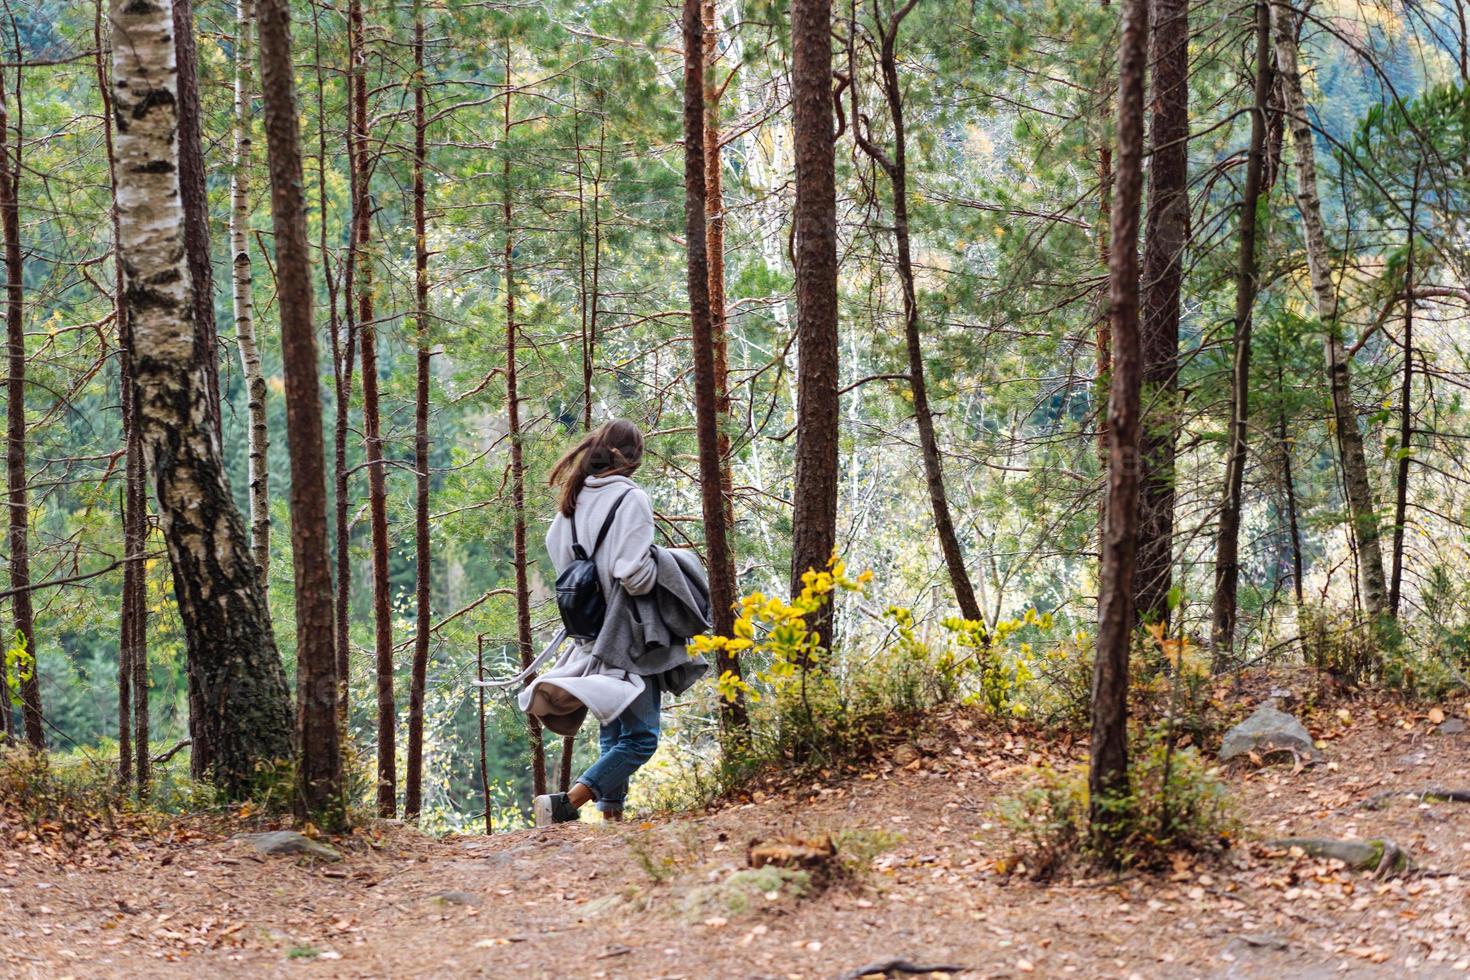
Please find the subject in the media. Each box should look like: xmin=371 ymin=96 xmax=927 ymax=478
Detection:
xmin=938 ymin=608 xmax=1057 ymax=716
xmin=692 ymin=554 xmax=873 ymax=705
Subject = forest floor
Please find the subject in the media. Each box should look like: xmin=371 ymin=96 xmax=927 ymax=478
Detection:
xmin=4 ymin=680 xmax=1470 ymax=978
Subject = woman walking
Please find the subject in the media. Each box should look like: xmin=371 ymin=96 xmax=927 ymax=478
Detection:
xmin=530 ymin=420 xmax=707 ymax=825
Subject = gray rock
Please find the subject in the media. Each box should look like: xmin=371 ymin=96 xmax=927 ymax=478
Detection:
xmin=433 ymin=890 xmax=481 ymax=906
xmin=1235 ymin=933 xmax=1289 ymax=950
xmin=1270 ymin=837 xmax=1414 ymax=874
xmin=1438 ymin=718 xmax=1466 ymax=735
xmin=241 ymin=830 xmax=342 ymax=862
xmin=1219 ymin=701 xmax=1322 ymax=763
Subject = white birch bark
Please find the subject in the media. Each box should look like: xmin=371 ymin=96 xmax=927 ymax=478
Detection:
xmin=109 ymin=0 xmax=293 ymax=797
xmin=1271 ymin=1 xmax=1388 ymax=622
xmin=231 ymin=0 xmax=269 ymax=593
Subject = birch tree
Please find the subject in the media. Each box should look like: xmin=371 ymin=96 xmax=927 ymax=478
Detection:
xmin=231 ymin=0 xmax=270 ymax=594
xmin=1271 ymin=0 xmax=1389 ymax=625
xmin=108 ymin=0 xmax=293 ymax=798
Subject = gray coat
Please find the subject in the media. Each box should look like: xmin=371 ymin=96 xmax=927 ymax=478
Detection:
xmin=587 ymin=546 xmax=710 ymax=695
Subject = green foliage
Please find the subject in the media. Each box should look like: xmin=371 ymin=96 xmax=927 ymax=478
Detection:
xmin=1300 ymin=605 xmax=1382 ymax=687
xmin=997 ymin=731 xmax=1236 ymax=876
xmin=0 ymin=746 xmax=118 ymax=832
xmin=681 ymin=866 xmax=812 ymax=919
xmin=5 ymin=630 xmax=33 ymax=707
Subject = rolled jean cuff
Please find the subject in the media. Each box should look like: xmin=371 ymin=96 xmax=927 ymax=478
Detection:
xmin=576 ymin=776 xmax=625 ymax=811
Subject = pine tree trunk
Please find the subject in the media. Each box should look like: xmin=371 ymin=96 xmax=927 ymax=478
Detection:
xmin=109 ymin=0 xmax=293 ymax=799
xmin=789 ymin=0 xmax=840 ymax=639
xmin=304 ymin=5 xmax=349 ymax=719
xmin=325 ymin=0 xmax=354 ymax=722
xmin=1089 ymin=0 xmax=1148 ymax=854
xmin=1271 ymin=1 xmax=1388 ymax=624
xmin=232 ymin=0 xmax=270 ymax=595
xmin=405 ymin=3 xmax=434 ymax=821
xmin=1388 ymin=173 xmax=1418 ymax=618
xmin=0 ymin=67 xmax=42 ymax=750
xmin=94 ymin=5 xmax=140 ymax=782
xmin=1135 ymin=0 xmax=1188 ymax=628
xmin=176 ymin=0 xmax=215 ymax=782
xmin=686 ymin=0 xmax=748 ymax=734
xmin=503 ymin=44 xmax=546 ymax=798
xmin=852 ymin=0 xmax=983 ymax=624
xmin=172 ymin=0 xmax=222 ymax=437
xmin=1095 ymin=0 xmax=1113 ymax=480
xmin=347 ymin=0 xmax=397 ymax=818
xmin=1278 ymin=387 xmax=1305 ymax=606
xmin=1210 ymin=0 xmax=1272 ymax=666
xmin=256 ymin=0 xmax=343 ymax=828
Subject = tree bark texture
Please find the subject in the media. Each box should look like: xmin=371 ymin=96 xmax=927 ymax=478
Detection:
xmin=1388 ymin=173 xmax=1417 ymax=618
xmin=1089 ymin=0 xmax=1148 ymax=851
xmin=1211 ymin=0 xmax=1272 ymax=665
xmin=171 ymin=0 xmax=222 ymax=437
xmin=109 ymin=0 xmax=294 ymax=799
xmin=94 ymin=5 xmax=145 ymax=781
xmin=1134 ymin=0 xmax=1188 ymax=628
xmin=789 ymin=0 xmax=840 ymax=643
xmin=0 ymin=65 xmax=42 ymax=749
xmin=851 ymin=0 xmax=983 ymax=624
xmin=231 ymin=0 xmax=270 ymax=596
xmin=686 ymin=0 xmax=748 ymax=735
xmin=257 ymin=0 xmax=344 ymax=827
xmin=504 ymin=45 xmax=546 ymax=797
xmin=405 ymin=3 xmax=434 ymax=820
xmin=348 ymin=0 xmax=397 ymax=818
xmin=1270 ymin=1 xmax=1388 ymax=623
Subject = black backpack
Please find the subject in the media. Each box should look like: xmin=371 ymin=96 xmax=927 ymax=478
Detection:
xmin=555 ymin=489 xmax=633 ymax=640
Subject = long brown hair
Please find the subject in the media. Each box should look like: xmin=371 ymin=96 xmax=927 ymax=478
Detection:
xmin=549 ymin=419 xmax=645 ymax=516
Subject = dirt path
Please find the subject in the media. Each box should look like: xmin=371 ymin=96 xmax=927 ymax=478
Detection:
xmin=4 ymin=702 xmax=1469 ymax=978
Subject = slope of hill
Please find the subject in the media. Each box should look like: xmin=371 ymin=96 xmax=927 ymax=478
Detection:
xmin=3 ymin=700 xmax=1468 ymax=978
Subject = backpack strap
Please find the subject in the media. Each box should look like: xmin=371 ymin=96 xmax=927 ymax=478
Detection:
xmin=570 ymin=488 xmax=634 ymax=561
xmin=590 ymin=489 xmax=634 ymax=558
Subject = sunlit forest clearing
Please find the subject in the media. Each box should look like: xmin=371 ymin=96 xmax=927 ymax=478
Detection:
xmin=2 ymin=0 xmax=1470 ymax=974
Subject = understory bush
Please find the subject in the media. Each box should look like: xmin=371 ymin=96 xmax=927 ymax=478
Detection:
xmin=638 ymin=558 xmax=1078 ymax=809
xmin=1299 ymin=600 xmax=1470 ymax=698
xmin=996 ymin=729 xmax=1236 ymax=876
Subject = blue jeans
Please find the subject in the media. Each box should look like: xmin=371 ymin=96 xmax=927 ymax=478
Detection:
xmin=576 ymin=676 xmax=660 ymax=813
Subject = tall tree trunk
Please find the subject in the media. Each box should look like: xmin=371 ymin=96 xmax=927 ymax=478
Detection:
xmin=1278 ymin=387 xmax=1305 ymax=607
xmin=1135 ymin=0 xmax=1188 ymax=628
xmin=127 ymin=393 xmax=149 ymax=788
xmin=257 ymin=0 xmax=343 ymax=828
xmin=851 ymin=0 xmax=983 ymax=624
xmin=1095 ymin=0 xmax=1113 ymax=481
xmin=686 ymin=0 xmax=748 ymax=735
xmin=95 ymin=3 xmax=142 ymax=781
xmin=1388 ymin=171 xmax=1418 ymax=618
xmin=789 ymin=0 xmax=840 ymax=641
xmin=1089 ymin=0 xmax=1148 ymax=853
xmin=323 ymin=1 xmax=353 ymax=722
xmin=172 ymin=0 xmax=222 ymax=437
xmin=176 ymin=0 xmax=215 ymax=782
xmin=0 ymin=64 xmax=41 ymax=750
xmin=405 ymin=2 xmax=434 ymax=821
xmin=109 ymin=0 xmax=294 ymax=799
xmin=232 ymin=0 xmax=270 ymax=595
xmin=503 ymin=44 xmax=546 ymax=798
xmin=348 ymin=0 xmax=397 ymax=818
xmin=1210 ymin=0 xmax=1273 ymax=666
xmin=477 ymin=635 xmax=492 ymax=833
xmin=1270 ymin=1 xmax=1388 ymax=624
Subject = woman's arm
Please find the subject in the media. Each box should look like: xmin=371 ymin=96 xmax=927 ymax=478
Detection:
xmin=609 ymin=490 xmax=657 ymax=595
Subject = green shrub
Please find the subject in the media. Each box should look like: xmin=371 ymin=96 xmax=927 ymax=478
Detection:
xmin=996 ymin=729 xmax=1236 ymax=875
